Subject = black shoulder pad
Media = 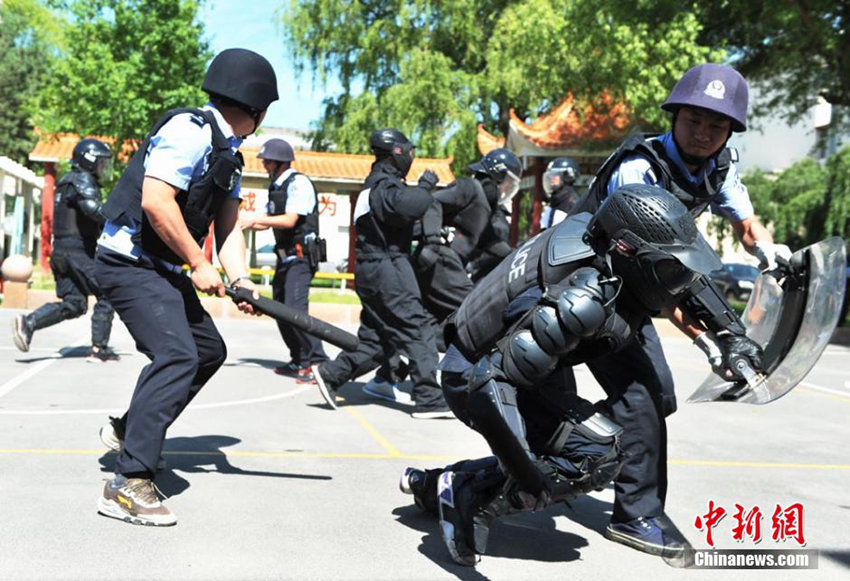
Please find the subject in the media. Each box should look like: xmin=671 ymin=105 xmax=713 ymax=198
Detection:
xmin=548 ymin=212 xmax=595 ymax=266
xmin=70 ymin=171 xmax=101 ymax=200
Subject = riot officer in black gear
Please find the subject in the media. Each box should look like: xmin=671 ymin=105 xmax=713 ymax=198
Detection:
xmin=93 ymin=48 xmax=277 ymax=526
xmin=399 ymin=185 xmax=764 ymax=566
xmin=11 ymin=138 xmax=119 ymax=362
xmin=566 ymin=64 xmax=788 ymax=557
xmin=464 ymin=148 xmax=522 ymax=282
xmin=313 ymin=128 xmax=452 ymax=418
xmin=540 ymin=156 xmax=580 ymax=229
xmin=241 ymin=138 xmax=328 ymax=383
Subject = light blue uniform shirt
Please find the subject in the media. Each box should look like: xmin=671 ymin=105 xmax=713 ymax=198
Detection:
xmin=272 ymin=168 xmax=316 ymax=216
xmin=608 ymin=133 xmax=753 ymax=222
xmin=98 ymin=103 xmax=243 ymax=261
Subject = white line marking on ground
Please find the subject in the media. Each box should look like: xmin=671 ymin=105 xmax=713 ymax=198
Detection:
xmin=800 ymin=381 xmax=850 ymax=399
xmin=0 ymin=384 xmax=313 ymax=415
xmin=0 ymin=333 xmax=90 ymax=399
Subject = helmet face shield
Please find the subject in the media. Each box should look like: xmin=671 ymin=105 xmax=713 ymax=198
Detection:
xmin=542 ymin=170 xmax=562 ymax=196
xmin=393 ymin=142 xmax=415 ymax=177
xmin=653 ymin=257 xmax=700 ymax=295
xmin=498 ymin=170 xmax=521 ymax=206
xmin=95 ymin=157 xmax=114 ymax=182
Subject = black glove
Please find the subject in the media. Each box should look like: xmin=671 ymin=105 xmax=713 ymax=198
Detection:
xmin=717 ymin=332 xmax=764 ymax=380
xmin=417 ymin=244 xmax=441 ymax=269
xmin=503 ymin=458 xmax=554 ymax=512
xmin=418 ymin=169 xmax=439 ymax=191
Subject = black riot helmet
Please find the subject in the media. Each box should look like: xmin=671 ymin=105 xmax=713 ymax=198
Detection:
xmin=468 ymin=148 xmax=523 ymax=206
xmin=203 ymin=49 xmax=279 ymax=135
xmin=370 ymin=128 xmax=416 ymax=177
xmin=71 ymin=138 xmax=113 ymax=181
xmin=542 ymin=157 xmax=580 ymax=200
xmin=587 ymin=184 xmax=722 ymax=312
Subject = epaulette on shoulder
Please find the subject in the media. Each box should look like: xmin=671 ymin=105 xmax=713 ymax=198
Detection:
xmin=188 ymin=112 xmax=207 ymax=128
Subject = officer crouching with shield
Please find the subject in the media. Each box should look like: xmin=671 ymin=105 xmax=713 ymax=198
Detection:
xmin=93 ymin=48 xmax=278 ymax=526
xmin=399 ymin=185 xmax=766 ymax=566
xmin=240 ymin=138 xmax=328 ymax=383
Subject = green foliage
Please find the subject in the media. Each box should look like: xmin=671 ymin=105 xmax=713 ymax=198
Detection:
xmin=743 ymin=147 xmax=850 ymax=248
xmin=280 ymin=0 xmax=720 ymax=172
xmin=29 ymin=0 xmax=211 ymax=147
xmin=693 ymin=0 xmax=850 ymax=127
xmin=0 ymin=0 xmax=57 ymax=164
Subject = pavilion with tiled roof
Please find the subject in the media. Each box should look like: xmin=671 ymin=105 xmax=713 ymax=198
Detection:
xmin=477 ymin=93 xmax=630 ymax=239
xmin=29 ymin=134 xmax=454 ymax=272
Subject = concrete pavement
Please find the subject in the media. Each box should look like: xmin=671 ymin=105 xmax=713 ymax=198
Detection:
xmin=0 ymin=309 xmax=848 ymax=580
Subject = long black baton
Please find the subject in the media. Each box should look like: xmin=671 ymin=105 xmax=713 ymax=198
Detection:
xmin=225 ymin=287 xmax=359 ymax=351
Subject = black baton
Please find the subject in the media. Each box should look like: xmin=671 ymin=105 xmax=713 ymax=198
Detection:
xmin=225 ymin=287 xmax=359 ymax=351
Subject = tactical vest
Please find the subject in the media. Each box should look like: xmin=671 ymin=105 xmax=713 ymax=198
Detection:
xmin=267 ymin=171 xmax=319 ymax=253
xmin=354 ymin=167 xmax=413 ymax=257
xmin=103 ymin=107 xmax=243 ymax=265
xmin=447 ymin=214 xmax=599 ymax=361
xmin=573 ymin=133 xmax=733 ymax=218
xmin=53 ymin=170 xmax=101 ymax=249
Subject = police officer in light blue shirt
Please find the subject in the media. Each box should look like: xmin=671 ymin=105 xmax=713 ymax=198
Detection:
xmin=569 ymin=63 xmax=791 ymax=558
xmin=93 ymin=49 xmax=278 ymax=527
xmin=240 ymin=138 xmax=328 ymax=382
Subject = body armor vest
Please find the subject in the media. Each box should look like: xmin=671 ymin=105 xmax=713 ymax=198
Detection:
xmin=267 ymin=171 xmax=319 ymax=253
xmin=573 ymin=133 xmax=732 ymax=218
xmin=103 ymin=107 xmax=243 ymax=265
xmin=448 ymin=215 xmax=597 ymax=361
xmin=53 ymin=170 xmax=101 ymax=251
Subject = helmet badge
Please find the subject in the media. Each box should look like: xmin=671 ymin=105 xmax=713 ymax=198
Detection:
xmin=704 ymin=80 xmax=726 ymax=100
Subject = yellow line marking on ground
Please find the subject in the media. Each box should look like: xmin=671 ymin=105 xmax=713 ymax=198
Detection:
xmin=1 ymin=449 xmax=849 ymax=469
xmin=796 ymin=385 xmax=850 ymax=403
xmin=343 ymin=406 xmax=403 ymax=456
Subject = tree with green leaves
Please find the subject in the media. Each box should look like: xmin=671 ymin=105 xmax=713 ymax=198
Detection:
xmin=692 ymin=0 xmax=850 ymax=128
xmin=0 ymin=0 xmax=58 ymax=165
xmin=30 ymin=0 xmax=211 ymax=149
xmin=280 ymin=0 xmax=721 ymax=171
xmin=743 ymin=148 xmax=850 ymax=248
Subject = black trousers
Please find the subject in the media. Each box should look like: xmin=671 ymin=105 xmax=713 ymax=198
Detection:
xmin=29 ymin=245 xmax=114 ymax=346
xmin=567 ymin=319 xmax=675 ymax=523
xmin=95 ymin=250 xmax=227 ymax=477
xmin=321 ymin=255 xmax=443 ymax=408
xmin=272 ymin=257 xmax=327 ymax=366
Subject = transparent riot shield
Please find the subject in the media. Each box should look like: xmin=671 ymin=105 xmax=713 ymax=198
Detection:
xmin=688 ymin=237 xmax=847 ymax=404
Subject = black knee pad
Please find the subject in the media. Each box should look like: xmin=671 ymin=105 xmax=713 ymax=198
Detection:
xmin=63 ymin=295 xmax=88 ymax=318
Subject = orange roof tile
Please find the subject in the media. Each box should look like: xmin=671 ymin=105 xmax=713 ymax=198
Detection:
xmin=476 ymin=124 xmax=506 ymax=155
xmin=240 ymin=147 xmax=455 ymax=185
xmin=508 ymin=93 xmax=630 ymax=149
xmin=30 ymin=135 xmax=455 ymax=185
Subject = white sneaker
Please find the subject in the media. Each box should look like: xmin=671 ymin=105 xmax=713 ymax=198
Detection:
xmin=97 ymin=476 xmax=176 ymax=526
xmin=363 ymin=377 xmax=414 ymax=406
xmin=99 ymin=417 xmax=167 ymax=471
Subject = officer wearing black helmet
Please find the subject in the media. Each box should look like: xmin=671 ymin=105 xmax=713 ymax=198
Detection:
xmin=399 ymin=185 xmax=764 ymax=566
xmin=313 ymin=128 xmax=452 ymax=419
xmin=11 ymin=138 xmax=119 ymax=362
xmin=93 ymin=48 xmax=278 ymax=526
xmin=567 ymin=63 xmax=788 ymax=556
xmin=240 ymin=138 xmax=328 ymax=383
xmin=464 ymin=148 xmax=523 ymax=282
xmin=540 ymin=156 xmax=580 ymax=229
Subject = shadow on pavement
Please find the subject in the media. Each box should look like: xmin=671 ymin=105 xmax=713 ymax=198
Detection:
xmin=14 ymin=345 xmax=90 ymax=363
xmin=98 ymin=434 xmax=331 ymax=497
xmin=393 ymin=497 xmax=599 ymax=579
xmin=222 ymin=357 xmax=281 ymax=369
xmin=823 ymin=549 xmax=850 ymax=570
